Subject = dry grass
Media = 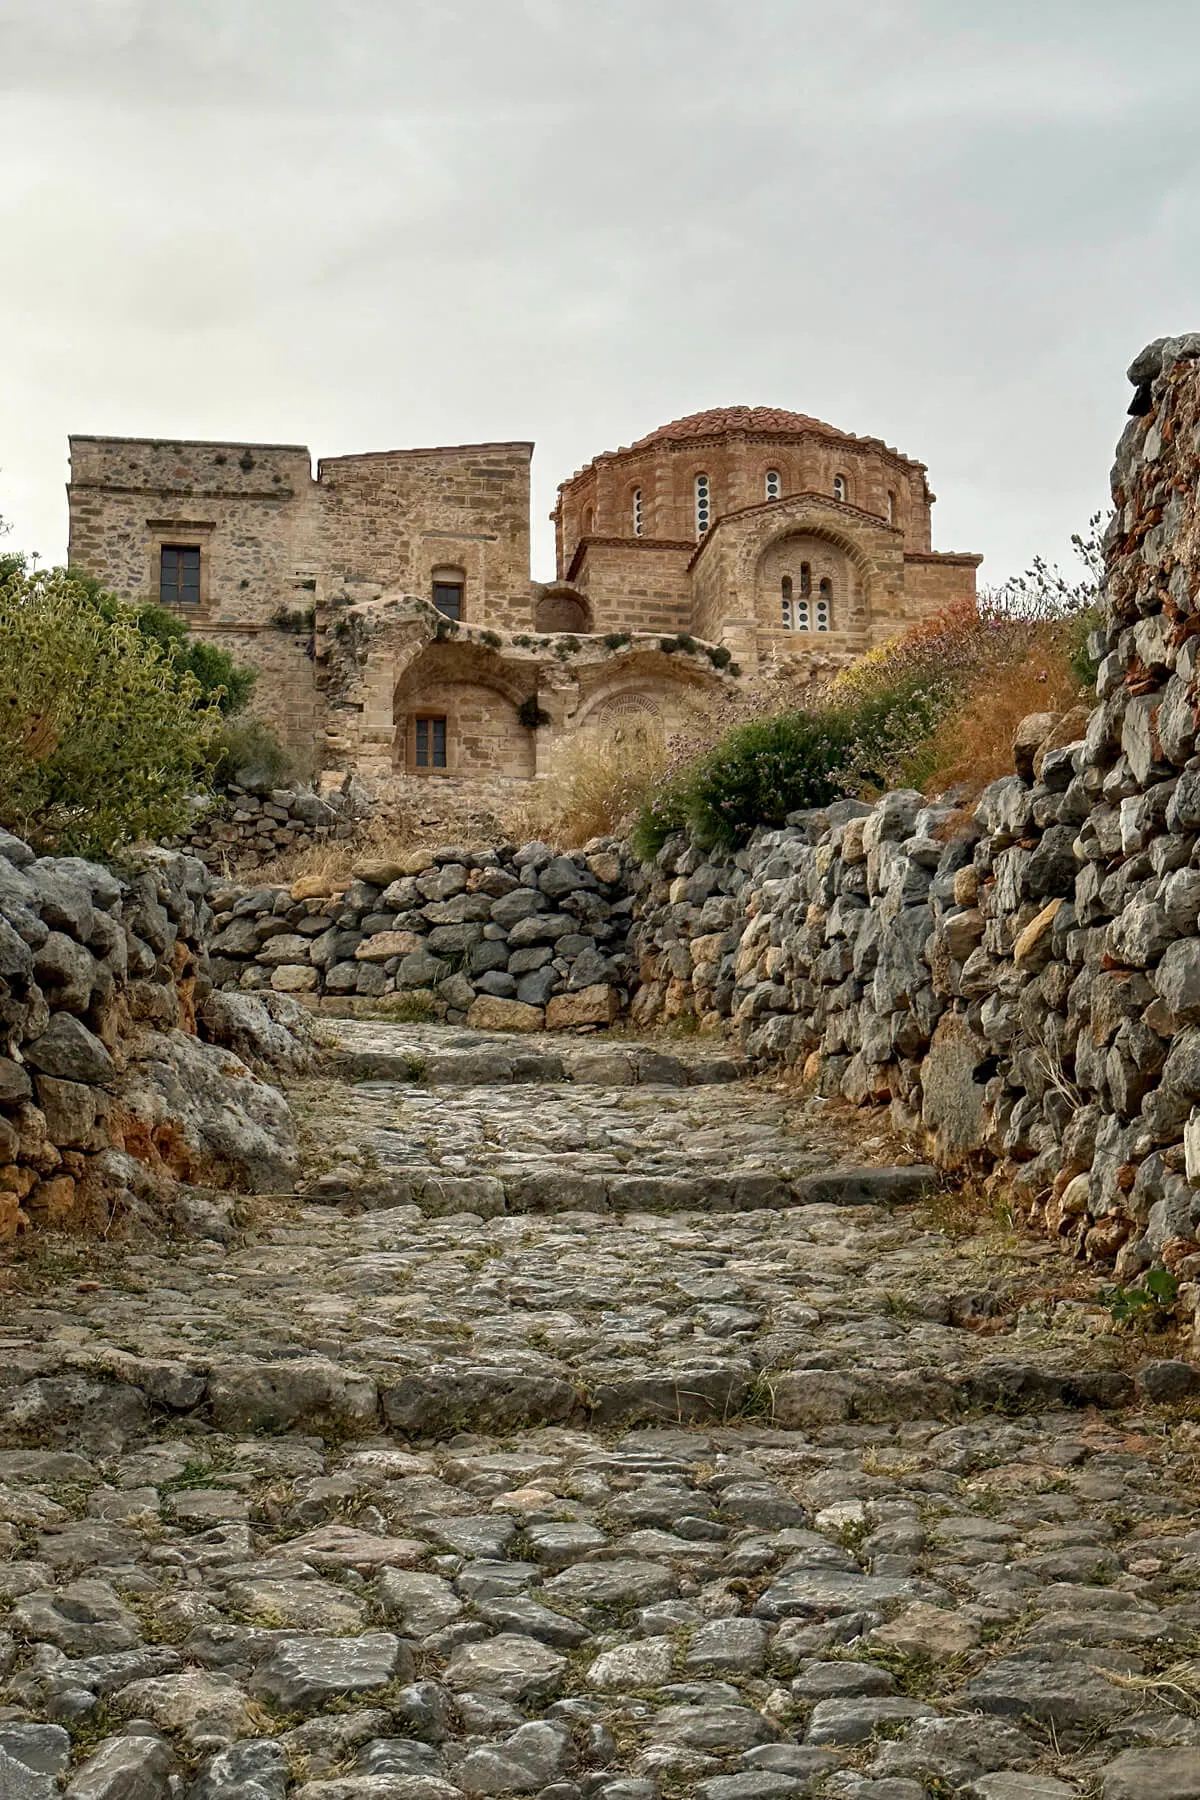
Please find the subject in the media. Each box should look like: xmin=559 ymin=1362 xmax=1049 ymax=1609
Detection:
xmin=509 ymin=722 xmax=674 ymax=848
xmin=241 ymin=796 xmax=530 ymax=887
xmin=917 ymin=637 xmax=1087 ymax=798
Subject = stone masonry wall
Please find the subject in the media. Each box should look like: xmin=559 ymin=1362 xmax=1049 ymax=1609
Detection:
xmin=0 ymin=833 xmax=300 ymax=1241
xmin=628 ymin=332 xmax=1200 ymax=1327
xmin=207 ymin=841 xmax=637 ymax=1032
xmin=181 ymin=784 xmax=364 ymax=875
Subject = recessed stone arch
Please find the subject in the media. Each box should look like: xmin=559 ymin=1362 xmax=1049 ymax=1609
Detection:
xmin=391 ymin=641 xmax=534 ymax=778
xmin=534 ymin=582 xmax=594 ymax=634
xmin=744 ymin=505 xmax=875 ymax=635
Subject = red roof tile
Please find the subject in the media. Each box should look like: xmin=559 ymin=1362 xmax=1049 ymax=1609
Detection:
xmin=627 ymin=406 xmax=839 ymax=449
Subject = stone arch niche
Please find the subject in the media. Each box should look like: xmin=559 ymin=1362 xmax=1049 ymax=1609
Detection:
xmin=582 ymin=690 xmax=662 ymax=742
xmin=755 ymin=529 xmax=863 ymax=635
xmin=391 ymin=642 xmax=534 ymax=779
xmin=534 ymin=582 xmax=594 ymax=634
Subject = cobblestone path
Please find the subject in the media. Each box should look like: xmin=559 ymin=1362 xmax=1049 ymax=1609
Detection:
xmin=3 ymin=1025 xmax=1200 ymax=1799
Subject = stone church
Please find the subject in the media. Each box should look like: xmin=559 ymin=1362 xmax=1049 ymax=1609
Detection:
xmin=66 ymin=407 xmax=980 ymax=800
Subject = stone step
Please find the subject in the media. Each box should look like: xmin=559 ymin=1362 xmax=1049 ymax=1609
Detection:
xmin=319 ymin=1019 xmax=748 ymax=1088
xmin=305 ymin=1161 xmax=940 ymax=1217
xmin=1 ymin=1345 xmax=1152 ymax=1445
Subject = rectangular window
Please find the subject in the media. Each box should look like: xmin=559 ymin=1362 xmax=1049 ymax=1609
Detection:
xmin=432 ymin=582 xmax=463 ymax=620
xmin=414 ymin=716 xmax=448 ymax=769
xmin=160 ymin=544 xmax=201 ymax=606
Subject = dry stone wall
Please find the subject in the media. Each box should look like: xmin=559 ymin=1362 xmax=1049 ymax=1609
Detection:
xmin=207 ymin=840 xmax=637 ymax=1032
xmin=182 ymin=783 xmax=363 ymax=874
xmin=631 ymin=333 xmax=1200 ymax=1325
xmin=0 ymin=833 xmax=301 ymax=1240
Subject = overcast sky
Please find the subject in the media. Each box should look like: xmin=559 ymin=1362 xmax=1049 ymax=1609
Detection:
xmin=2 ymin=0 xmax=1197 ymax=585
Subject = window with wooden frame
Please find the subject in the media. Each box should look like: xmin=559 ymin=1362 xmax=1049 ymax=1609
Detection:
xmin=432 ymin=580 xmax=463 ymax=621
xmin=159 ymin=544 xmax=201 ymax=606
xmin=412 ymin=715 xmax=448 ymax=769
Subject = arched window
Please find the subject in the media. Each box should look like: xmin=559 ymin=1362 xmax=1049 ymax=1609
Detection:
xmin=694 ymin=473 xmax=711 ymax=537
xmin=765 ymin=469 xmax=781 ymax=501
xmin=582 ymin=506 xmax=594 ymax=535
xmin=780 ymin=574 xmax=792 ymax=628
xmin=632 ymin=489 xmax=643 ymax=537
xmin=832 ymin=474 xmax=847 ymax=504
xmin=886 ymin=489 xmax=896 ymax=524
xmin=817 ymin=577 xmax=832 ymax=630
xmin=800 ymin=562 xmax=811 ymax=597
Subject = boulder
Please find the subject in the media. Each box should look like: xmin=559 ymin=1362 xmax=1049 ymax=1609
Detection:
xmin=467 ymin=996 xmax=545 ymax=1032
xmin=546 ymin=984 xmax=621 ymax=1030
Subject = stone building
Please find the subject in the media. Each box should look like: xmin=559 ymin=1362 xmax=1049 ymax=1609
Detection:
xmin=66 ymin=407 xmax=979 ymax=800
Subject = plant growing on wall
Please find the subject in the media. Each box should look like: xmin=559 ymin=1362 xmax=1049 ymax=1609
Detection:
xmin=518 ymin=695 xmax=551 ymax=730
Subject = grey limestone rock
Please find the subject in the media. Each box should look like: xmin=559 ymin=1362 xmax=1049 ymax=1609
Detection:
xmin=250 ymin=1633 xmax=408 ymax=1711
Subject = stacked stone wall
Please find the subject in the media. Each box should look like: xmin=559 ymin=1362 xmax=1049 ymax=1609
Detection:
xmin=628 ymin=329 xmax=1200 ymax=1323
xmin=181 ymin=785 xmax=364 ymax=874
xmin=0 ymin=833 xmax=299 ymax=1240
xmin=207 ymin=841 xmax=636 ymax=1032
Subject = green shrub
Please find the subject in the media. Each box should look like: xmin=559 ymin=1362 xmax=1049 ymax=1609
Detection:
xmin=0 ymin=565 xmax=222 ymax=856
xmin=630 ymin=777 xmax=692 ymax=862
xmin=631 ymin=681 xmax=952 ymax=857
xmin=213 ymin=714 xmax=292 ymax=789
xmin=684 ymin=710 xmax=861 ymax=848
xmin=69 ymin=572 xmax=257 ymax=715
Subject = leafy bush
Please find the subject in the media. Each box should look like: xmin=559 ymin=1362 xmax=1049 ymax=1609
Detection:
xmin=0 ymin=564 xmax=222 ymax=856
xmin=69 ymin=573 xmax=257 ymax=715
xmin=212 ymin=714 xmax=292 ymax=789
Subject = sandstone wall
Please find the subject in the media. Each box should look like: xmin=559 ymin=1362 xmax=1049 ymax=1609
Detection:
xmin=316 ymin=444 xmax=534 ymax=629
xmin=67 ymin=437 xmax=315 ymax=629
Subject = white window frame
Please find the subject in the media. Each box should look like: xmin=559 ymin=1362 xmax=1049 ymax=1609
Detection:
xmin=832 ymin=474 xmax=847 ymax=503
xmin=765 ymin=469 xmax=781 ymax=501
xmin=632 ymin=488 xmax=643 ymax=537
xmin=816 ymin=578 xmax=832 ymax=630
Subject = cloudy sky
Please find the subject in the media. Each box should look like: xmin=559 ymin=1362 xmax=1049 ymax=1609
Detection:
xmin=1 ymin=0 xmax=1196 ymax=584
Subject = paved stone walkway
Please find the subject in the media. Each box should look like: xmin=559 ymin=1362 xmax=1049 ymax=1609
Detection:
xmin=2 ymin=1025 xmax=1200 ymax=1798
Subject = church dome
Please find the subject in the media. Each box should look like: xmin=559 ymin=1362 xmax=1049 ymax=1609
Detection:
xmin=627 ymin=406 xmax=847 ymax=451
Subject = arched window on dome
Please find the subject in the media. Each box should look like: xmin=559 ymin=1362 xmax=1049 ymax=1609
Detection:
xmin=582 ymin=506 xmax=594 ymax=535
xmin=632 ymin=489 xmax=643 ymax=537
xmin=765 ymin=470 xmax=781 ymax=501
xmin=694 ymin=473 xmax=711 ymax=538
xmin=886 ymin=489 xmax=896 ymax=525
xmin=832 ymin=474 xmax=848 ymax=504
xmin=817 ymin=578 xmax=832 ymax=630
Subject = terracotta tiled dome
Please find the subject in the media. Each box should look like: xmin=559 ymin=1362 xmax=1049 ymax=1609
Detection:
xmin=627 ymin=406 xmax=845 ymax=450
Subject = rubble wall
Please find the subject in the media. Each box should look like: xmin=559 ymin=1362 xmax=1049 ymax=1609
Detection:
xmin=207 ymin=841 xmax=637 ymax=1032
xmin=631 ymin=334 xmax=1200 ymax=1298
xmin=0 ymin=835 xmax=300 ymax=1240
